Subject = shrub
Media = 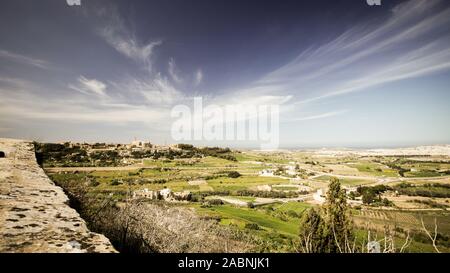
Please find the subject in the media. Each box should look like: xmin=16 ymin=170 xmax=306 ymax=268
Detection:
xmin=110 ymin=179 xmax=121 ymax=186
xmin=409 ymin=199 xmax=448 ymax=209
xmin=227 ymin=171 xmax=241 ymax=178
xmin=362 ymin=190 xmax=376 ymax=204
xmin=379 ymin=197 xmax=394 ymax=207
xmin=189 ymin=194 xmax=203 ymax=202
xmin=245 ymin=223 xmax=260 ymax=230
xmin=393 ymin=183 xmax=450 ymax=198
xmin=89 ymin=179 xmax=100 ymax=187
xmin=178 ymin=144 xmax=194 ymax=150
xmin=286 ymin=210 xmax=299 ymax=218
xmin=235 ymin=190 xmax=298 ymax=199
xmin=207 ymin=199 xmax=224 ymax=206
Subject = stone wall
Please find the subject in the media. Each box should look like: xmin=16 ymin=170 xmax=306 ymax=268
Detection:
xmin=0 ymin=138 xmax=117 ymax=253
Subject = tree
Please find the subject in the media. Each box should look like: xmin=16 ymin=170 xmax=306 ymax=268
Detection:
xmin=421 ymin=218 xmax=441 ymax=253
xmin=298 ymin=208 xmax=327 ymax=253
xmin=298 ymin=178 xmax=355 ymax=253
xmin=323 ymin=178 xmax=354 ymax=253
xmin=362 ymin=190 xmax=376 ymax=204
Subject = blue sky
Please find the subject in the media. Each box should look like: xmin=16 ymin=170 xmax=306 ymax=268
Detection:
xmin=0 ymin=0 xmax=449 ymax=148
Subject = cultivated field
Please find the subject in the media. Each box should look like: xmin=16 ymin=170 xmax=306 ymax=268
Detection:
xmin=41 ymin=143 xmax=450 ymax=252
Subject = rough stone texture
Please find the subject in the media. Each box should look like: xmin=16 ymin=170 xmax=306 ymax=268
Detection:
xmin=0 ymin=138 xmax=117 ymax=253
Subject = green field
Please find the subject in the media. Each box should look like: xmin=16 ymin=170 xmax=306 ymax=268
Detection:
xmin=197 ymin=204 xmax=299 ymax=235
xmin=313 ymin=175 xmax=372 ymax=186
xmin=206 ymin=176 xmax=288 ymax=191
xmin=351 ymin=162 xmax=399 ymax=177
xmin=43 ymin=144 xmax=450 ymax=253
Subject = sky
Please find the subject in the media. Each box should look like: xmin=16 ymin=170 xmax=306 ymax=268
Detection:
xmin=0 ymin=0 xmax=450 ymax=148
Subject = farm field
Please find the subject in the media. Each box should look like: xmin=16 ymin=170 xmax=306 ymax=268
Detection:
xmin=41 ymin=143 xmax=450 ymax=253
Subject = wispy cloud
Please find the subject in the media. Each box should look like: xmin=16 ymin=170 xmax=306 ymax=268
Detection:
xmin=101 ymin=26 xmax=161 ymax=68
xmin=289 ymin=110 xmax=348 ymax=122
xmin=0 ymin=79 xmax=169 ymax=126
xmin=0 ymin=77 xmax=29 ymax=89
xmin=235 ymin=0 xmax=450 ymax=105
xmin=0 ymin=49 xmax=49 ymax=69
xmin=0 ymin=98 xmax=168 ymax=124
xmin=194 ymin=69 xmax=203 ymax=86
xmin=114 ymin=74 xmax=184 ymax=106
xmin=2 ymin=0 xmax=448 ymax=146
xmin=97 ymin=7 xmax=162 ymax=72
xmin=69 ymin=76 xmax=108 ymax=97
xmin=95 ymin=6 xmax=184 ymax=107
xmin=168 ymin=58 xmax=183 ymax=83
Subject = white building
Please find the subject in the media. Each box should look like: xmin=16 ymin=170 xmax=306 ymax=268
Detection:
xmin=259 ymin=169 xmax=274 ymax=177
xmin=313 ymin=189 xmax=327 ymax=204
xmin=298 ymin=185 xmax=312 ymax=192
xmin=133 ymin=188 xmax=159 ymax=199
xmin=256 ymin=185 xmax=272 ymax=192
xmin=159 ymin=188 xmax=172 ymax=200
xmin=285 ymin=165 xmax=297 ymax=176
xmin=130 ymin=140 xmax=152 ymax=148
xmin=133 ymin=188 xmax=191 ymax=202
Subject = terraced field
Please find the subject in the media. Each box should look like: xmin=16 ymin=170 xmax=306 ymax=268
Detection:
xmin=353 ymin=209 xmax=450 ymax=236
xmin=313 ymin=175 xmax=373 ymax=186
xmin=44 ymin=146 xmax=450 ymax=252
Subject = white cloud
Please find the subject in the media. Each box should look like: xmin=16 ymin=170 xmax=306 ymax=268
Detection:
xmin=97 ymin=8 xmax=162 ymax=72
xmin=0 ymin=82 xmax=169 ymax=126
xmin=194 ymin=69 xmax=203 ymax=86
xmin=0 ymin=77 xmax=29 ymax=88
xmin=0 ymin=49 xmax=49 ymax=69
xmin=101 ymin=26 xmax=161 ymax=66
xmin=109 ymin=74 xmax=184 ymax=106
xmin=206 ymin=0 xmax=450 ymax=127
xmin=234 ymin=0 xmax=450 ymax=105
xmin=69 ymin=76 xmax=107 ymax=97
xmin=95 ymin=7 xmax=183 ymax=106
xmin=168 ymin=58 xmax=183 ymax=83
xmin=0 ymin=98 xmax=167 ymax=124
xmin=216 ymin=94 xmax=292 ymax=106
xmin=289 ymin=110 xmax=348 ymax=122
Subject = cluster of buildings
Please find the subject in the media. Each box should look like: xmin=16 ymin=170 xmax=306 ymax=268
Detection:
xmin=64 ymin=140 xmax=181 ymax=157
xmin=312 ymin=187 xmax=361 ymax=205
xmin=258 ymin=163 xmax=361 ymax=205
xmin=259 ymin=165 xmax=299 ymax=178
xmin=132 ymin=188 xmax=192 ymax=202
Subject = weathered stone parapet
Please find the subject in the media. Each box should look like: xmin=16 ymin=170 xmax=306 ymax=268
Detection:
xmin=0 ymin=138 xmax=117 ymax=253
